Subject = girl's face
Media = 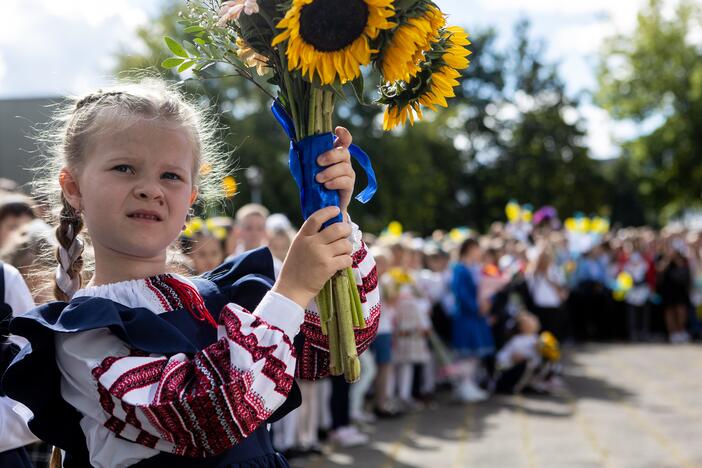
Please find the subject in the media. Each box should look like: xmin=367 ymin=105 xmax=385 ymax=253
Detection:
xmin=189 ymin=236 xmax=224 ymax=274
xmin=64 ymin=121 xmax=197 ymax=262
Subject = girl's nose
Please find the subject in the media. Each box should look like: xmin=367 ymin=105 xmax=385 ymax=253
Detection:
xmin=135 ymin=182 xmax=164 ymax=204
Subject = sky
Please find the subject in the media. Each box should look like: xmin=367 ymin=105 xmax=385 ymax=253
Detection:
xmin=0 ymin=0 xmax=648 ymax=159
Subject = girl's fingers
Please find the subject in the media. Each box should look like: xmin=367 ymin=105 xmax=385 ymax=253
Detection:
xmin=317 ymin=161 xmax=353 ymax=183
xmin=324 ymin=176 xmax=355 ymax=191
xmin=333 ymin=126 xmax=353 ymax=149
xmin=318 ymin=147 xmax=350 ymax=167
xmin=332 ymin=254 xmax=354 ymax=272
xmin=300 ymin=206 xmax=341 ymax=235
xmin=328 ymin=238 xmax=353 ymax=257
xmin=318 ymin=222 xmax=352 ymax=244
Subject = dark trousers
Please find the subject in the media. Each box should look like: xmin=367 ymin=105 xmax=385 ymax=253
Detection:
xmin=533 ymin=306 xmax=567 ymax=342
xmin=0 ymin=448 xmax=33 ymax=468
xmin=330 ymin=375 xmax=350 ymax=430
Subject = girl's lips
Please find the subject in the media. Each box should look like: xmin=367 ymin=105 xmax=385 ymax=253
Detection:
xmin=127 ymin=211 xmax=162 ymax=222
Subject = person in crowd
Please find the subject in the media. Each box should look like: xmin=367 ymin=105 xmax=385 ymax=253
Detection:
xmin=526 ymin=247 xmax=568 ymax=341
xmin=228 ymin=203 xmax=269 ymax=257
xmin=450 ymin=238 xmax=494 ymax=402
xmin=494 ymin=311 xmax=563 ymax=395
xmin=0 ymin=259 xmax=38 ymax=467
xmin=179 ymin=221 xmax=226 ymax=274
xmin=388 ymin=240 xmax=431 ymax=410
xmin=622 ymin=240 xmax=652 ymax=341
xmin=658 ymin=243 xmax=692 ymax=343
xmin=0 ymin=194 xmax=36 ymax=250
xmin=2 ymin=79 xmax=380 ymax=468
xmin=370 ymin=245 xmax=398 ymax=418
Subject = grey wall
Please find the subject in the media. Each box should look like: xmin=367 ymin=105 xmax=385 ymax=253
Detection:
xmin=0 ymin=97 xmax=61 ymax=190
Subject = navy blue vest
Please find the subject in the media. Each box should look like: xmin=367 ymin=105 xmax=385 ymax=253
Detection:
xmin=1 ymin=248 xmax=300 ymax=468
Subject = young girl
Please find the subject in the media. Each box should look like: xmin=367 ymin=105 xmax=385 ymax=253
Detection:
xmin=179 ymin=219 xmax=226 ymax=275
xmin=2 ymin=79 xmax=380 ymax=468
xmin=450 ymin=238 xmax=494 ymax=402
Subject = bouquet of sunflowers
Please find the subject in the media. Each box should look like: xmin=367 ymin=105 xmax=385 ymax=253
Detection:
xmin=163 ymin=0 xmax=471 ymax=382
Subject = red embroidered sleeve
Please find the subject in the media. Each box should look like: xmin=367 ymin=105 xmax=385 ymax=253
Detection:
xmin=90 ymin=304 xmax=297 ymax=457
xmin=296 ymin=240 xmax=381 ymax=380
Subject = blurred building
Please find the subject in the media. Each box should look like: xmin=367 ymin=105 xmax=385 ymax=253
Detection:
xmin=0 ymin=96 xmax=61 ymax=189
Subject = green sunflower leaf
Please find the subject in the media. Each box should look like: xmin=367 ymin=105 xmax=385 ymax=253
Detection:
xmin=351 ymin=74 xmax=367 ymax=105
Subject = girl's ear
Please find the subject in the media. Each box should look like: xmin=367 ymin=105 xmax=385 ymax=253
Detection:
xmin=59 ymin=168 xmax=82 ymax=210
xmin=189 ymin=186 xmax=199 ymax=205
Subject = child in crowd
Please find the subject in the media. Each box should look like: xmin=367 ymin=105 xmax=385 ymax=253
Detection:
xmin=0 ymin=194 xmax=35 ymax=249
xmin=451 ymin=238 xmax=494 ymax=402
xmin=2 ymin=79 xmax=379 ymax=468
xmin=0 ymin=259 xmax=38 ymax=467
xmin=388 ymin=241 xmax=431 ymax=409
xmin=179 ymin=219 xmax=226 ymax=274
xmin=228 ymin=203 xmax=269 ymax=258
xmin=494 ymin=311 xmax=563 ymax=395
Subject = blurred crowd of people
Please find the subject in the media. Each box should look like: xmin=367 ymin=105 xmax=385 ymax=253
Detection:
xmin=1 ymin=179 xmax=701 ymax=464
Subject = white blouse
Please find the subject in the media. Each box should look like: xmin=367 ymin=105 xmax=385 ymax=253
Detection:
xmin=55 ymin=275 xmax=304 ymax=468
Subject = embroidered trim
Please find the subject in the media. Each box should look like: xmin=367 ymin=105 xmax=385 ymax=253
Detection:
xmin=90 ymin=304 xmax=297 ymax=456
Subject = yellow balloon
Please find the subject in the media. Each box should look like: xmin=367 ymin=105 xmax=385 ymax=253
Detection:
xmin=521 ymin=210 xmax=533 ymax=223
xmin=388 ymin=221 xmax=403 ymax=237
xmin=579 ymin=217 xmax=591 ymax=233
xmin=565 ymin=218 xmax=577 ymax=232
xmin=505 ymin=202 xmax=521 ymax=222
xmin=617 ymin=272 xmax=634 ymax=291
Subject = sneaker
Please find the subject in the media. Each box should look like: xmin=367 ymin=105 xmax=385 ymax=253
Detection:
xmin=330 ymin=426 xmax=369 ymax=447
xmin=351 ymin=410 xmax=377 ymax=424
xmin=455 ymin=381 xmax=488 ymax=403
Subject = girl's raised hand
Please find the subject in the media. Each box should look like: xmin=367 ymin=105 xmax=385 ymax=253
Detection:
xmin=272 ymin=206 xmax=353 ymax=308
xmin=316 ymin=127 xmax=356 ymax=219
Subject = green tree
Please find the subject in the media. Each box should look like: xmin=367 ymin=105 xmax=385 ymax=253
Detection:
xmin=114 ymin=6 xmax=614 ymax=233
xmin=448 ymin=20 xmax=611 ymax=229
xmin=597 ymin=0 xmax=702 ymax=222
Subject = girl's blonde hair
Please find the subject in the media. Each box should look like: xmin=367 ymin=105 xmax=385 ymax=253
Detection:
xmin=35 ymin=77 xmax=229 ymax=301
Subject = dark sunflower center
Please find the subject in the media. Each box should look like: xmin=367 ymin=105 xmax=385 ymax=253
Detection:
xmin=299 ymin=0 xmax=369 ymax=52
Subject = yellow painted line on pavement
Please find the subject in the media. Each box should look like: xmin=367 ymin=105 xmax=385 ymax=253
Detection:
xmin=515 ymin=395 xmax=538 ymax=468
xmin=564 ymin=391 xmax=615 ymax=468
xmin=452 ymin=404 xmax=473 ymax=468
xmin=380 ymin=411 xmax=418 ymax=468
xmin=583 ymin=359 xmax=697 ymax=468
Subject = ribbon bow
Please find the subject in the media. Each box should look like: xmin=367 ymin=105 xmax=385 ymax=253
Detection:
xmin=271 ymin=100 xmax=377 ymax=227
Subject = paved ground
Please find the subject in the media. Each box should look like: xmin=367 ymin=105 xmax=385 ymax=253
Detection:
xmin=292 ymin=344 xmax=702 ymax=468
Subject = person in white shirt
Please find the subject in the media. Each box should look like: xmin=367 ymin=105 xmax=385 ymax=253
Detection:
xmin=526 ymin=247 xmax=568 ymax=341
xmin=0 ymin=261 xmax=39 ymax=467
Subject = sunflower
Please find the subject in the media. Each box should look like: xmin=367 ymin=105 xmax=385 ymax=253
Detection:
xmin=378 ymin=3 xmax=445 ymax=83
xmin=236 ymin=37 xmax=271 ymax=76
xmin=271 ymin=0 xmax=395 ymax=85
xmin=381 ymin=26 xmax=471 ymax=130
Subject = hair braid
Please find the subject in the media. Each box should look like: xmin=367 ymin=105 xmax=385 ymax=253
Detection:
xmin=53 ymin=195 xmax=84 ymax=301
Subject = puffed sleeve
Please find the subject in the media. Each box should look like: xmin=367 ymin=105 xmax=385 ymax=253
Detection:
xmin=55 ymin=291 xmax=303 ymax=459
xmin=295 ymin=220 xmax=381 ymax=380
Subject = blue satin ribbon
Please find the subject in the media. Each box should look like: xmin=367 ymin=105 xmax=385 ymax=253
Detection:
xmin=271 ymin=100 xmax=377 ymax=228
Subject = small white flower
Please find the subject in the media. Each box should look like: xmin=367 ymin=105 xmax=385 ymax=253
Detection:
xmin=217 ymin=0 xmax=259 ymax=26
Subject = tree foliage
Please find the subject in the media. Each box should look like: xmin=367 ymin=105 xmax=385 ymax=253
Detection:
xmin=597 ymin=0 xmax=702 ymax=222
